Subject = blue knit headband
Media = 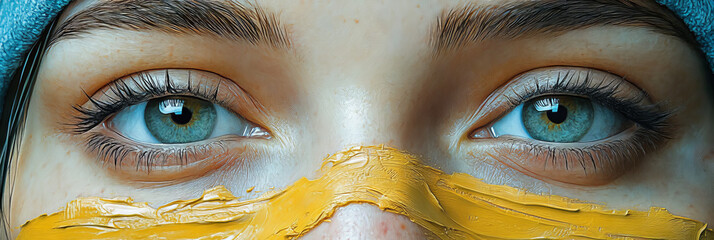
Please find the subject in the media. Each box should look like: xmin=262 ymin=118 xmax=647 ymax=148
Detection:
xmin=0 ymin=0 xmax=712 ymax=109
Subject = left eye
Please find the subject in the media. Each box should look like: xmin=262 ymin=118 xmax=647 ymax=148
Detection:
xmin=489 ymin=95 xmax=630 ymax=142
xmin=109 ymin=96 xmax=268 ymax=144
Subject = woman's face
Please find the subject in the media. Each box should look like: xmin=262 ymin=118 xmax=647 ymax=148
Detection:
xmin=6 ymin=0 xmax=713 ymax=238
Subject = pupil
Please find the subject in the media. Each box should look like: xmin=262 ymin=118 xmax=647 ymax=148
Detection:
xmin=546 ymin=105 xmax=568 ymax=124
xmin=170 ymin=107 xmax=193 ymax=125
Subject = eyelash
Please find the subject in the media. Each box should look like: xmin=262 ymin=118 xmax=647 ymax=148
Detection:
xmin=504 ymin=70 xmax=672 ymax=137
xmin=85 ymin=132 xmax=231 ymax=171
xmin=498 ymin=130 xmax=664 ymax=173
xmin=70 ymin=70 xmax=223 ymax=134
xmin=73 ymin=69 xmax=672 ymax=175
xmin=69 ymin=71 xmax=234 ymax=170
xmin=479 ymin=69 xmax=673 ymax=181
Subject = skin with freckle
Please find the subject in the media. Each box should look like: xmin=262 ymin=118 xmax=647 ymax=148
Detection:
xmin=4 ymin=0 xmax=713 ymax=239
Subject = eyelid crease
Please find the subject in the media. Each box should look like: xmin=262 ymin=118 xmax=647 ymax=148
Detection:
xmin=67 ymin=69 xmax=269 ymax=136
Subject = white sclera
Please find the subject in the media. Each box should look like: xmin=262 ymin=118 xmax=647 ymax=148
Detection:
xmin=111 ymin=102 xmax=159 ymax=143
xmin=490 ymin=104 xmax=531 ymax=138
xmin=111 ymin=100 xmax=262 ymax=144
xmin=579 ymin=102 xmax=626 ymax=142
xmin=488 ymin=100 xmax=627 ymax=142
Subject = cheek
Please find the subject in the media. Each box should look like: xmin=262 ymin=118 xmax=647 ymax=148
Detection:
xmin=11 ymin=137 xmax=81 ymax=230
xmin=16 ymin=146 xmax=711 ymax=239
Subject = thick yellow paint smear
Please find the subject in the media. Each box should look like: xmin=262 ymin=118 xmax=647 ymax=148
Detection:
xmin=18 ymin=146 xmax=713 ymax=239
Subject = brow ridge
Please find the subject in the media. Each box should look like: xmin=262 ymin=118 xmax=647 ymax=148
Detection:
xmin=49 ymin=0 xmax=290 ymax=48
xmin=433 ymin=0 xmax=697 ymax=53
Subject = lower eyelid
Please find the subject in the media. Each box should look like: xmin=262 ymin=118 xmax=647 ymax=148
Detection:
xmin=82 ymin=129 xmax=255 ymax=183
xmin=468 ymin=126 xmax=662 ymax=186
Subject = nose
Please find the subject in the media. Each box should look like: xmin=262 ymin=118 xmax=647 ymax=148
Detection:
xmin=300 ymin=204 xmax=429 ymax=239
xmin=298 ymin=26 xmax=436 ymax=237
xmin=296 ymin=78 xmax=432 ymax=237
xmin=300 ymin=85 xmax=432 ymax=239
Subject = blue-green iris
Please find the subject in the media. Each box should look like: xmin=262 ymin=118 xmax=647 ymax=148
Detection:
xmin=145 ymin=96 xmax=217 ymax=143
xmin=522 ymin=96 xmax=593 ymax=142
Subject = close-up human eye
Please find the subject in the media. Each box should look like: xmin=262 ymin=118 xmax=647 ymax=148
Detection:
xmin=68 ymin=70 xmax=270 ymax=173
xmin=1 ymin=0 xmax=713 ymax=239
xmin=468 ymin=68 xmax=670 ymax=185
xmin=490 ymin=95 xmax=629 ymax=143
xmin=111 ymin=96 xmax=248 ymax=144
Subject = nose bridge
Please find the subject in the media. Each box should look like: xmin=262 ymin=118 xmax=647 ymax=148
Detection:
xmin=328 ymin=84 xmax=402 ymax=143
xmin=305 ymin=78 xmax=420 ymax=160
xmin=287 ymin=1 xmax=434 ymax=155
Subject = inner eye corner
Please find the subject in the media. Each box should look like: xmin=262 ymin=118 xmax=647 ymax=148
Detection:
xmin=467 ymin=125 xmax=494 ymax=140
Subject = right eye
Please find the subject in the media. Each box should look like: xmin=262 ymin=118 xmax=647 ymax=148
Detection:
xmin=466 ymin=67 xmax=672 ymax=185
xmin=109 ymin=96 xmax=268 ymax=144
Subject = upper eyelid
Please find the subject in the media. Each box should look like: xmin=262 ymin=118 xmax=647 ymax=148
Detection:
xmin=505 ymin=70 xmax=673 ymax=132
xmin=70 ymin=70 xmax=240 ymax=134
xmin=463 ymin=67 xmax=670 ymax=138
xmin=505 ymin=69 xmax=646 ymax=111
xmin=505 ymin=69 xmax=643 ymax=104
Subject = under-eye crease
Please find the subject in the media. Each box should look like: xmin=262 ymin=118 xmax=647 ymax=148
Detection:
xmin=469 ymin=67 xmax=673 ymax=185
xmin=83 ymin=132 xmax=234 ymax=171
xmin=68 ymin=69 xmax=270 ymax=174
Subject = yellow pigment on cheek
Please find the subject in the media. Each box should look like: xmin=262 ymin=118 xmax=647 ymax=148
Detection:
xmin=17 ymin=146 xmax=713 ymax=239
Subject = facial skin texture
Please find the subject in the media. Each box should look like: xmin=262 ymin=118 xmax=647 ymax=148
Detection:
xmin=5 ymin=0 xmax=714 ymax=239
xmin=15 ymin=146 xmax=711 ymax=239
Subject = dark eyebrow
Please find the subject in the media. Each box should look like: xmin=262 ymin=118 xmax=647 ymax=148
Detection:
xmin=49 ymin=0 xmax=290 ymax=48
xmin=433 ymin=0 xmax=697 ymax=53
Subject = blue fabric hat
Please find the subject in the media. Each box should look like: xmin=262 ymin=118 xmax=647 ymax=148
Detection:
xmin=1 ymin=0 xmax=71 ymax=111
xmin=0 ymin=0 xmax=713 ymax=110
xmin=658 ymin=0 xmax=713 ymax=71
